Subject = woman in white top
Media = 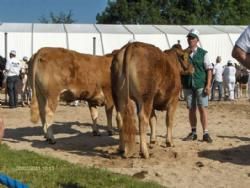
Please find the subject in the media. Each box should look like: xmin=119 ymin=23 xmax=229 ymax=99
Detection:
xmin=223 ymin=60 xmax=236 ymax=100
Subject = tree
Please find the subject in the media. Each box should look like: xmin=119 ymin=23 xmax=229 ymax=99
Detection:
xmin=96 ymin=0 xmax=165 ymax=24
xmin=39 ymin=10 xmax=75 ymax=23
xmin=96 ymin=0 xmax=250 ymax=25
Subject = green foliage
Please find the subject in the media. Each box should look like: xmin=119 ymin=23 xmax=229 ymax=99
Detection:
xmin=96 ymin=0 xmax=250 ymax=24
xmin=96 ymin=0 xmax=165 ymax=24
xmin=0 ymin=144 xmax=163 ymax=188
xmin=39 ymin=10 xmax=75 ymax=23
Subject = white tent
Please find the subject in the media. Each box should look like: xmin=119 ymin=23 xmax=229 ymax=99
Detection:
xmin=95 ymin=24 xmax=133 ymax=54
xmin=154 ymin=25 xmax=189 ymax=49
xmin=0 ymin=23 xmax=32 ymax=60
xmin=33 ymin=24 xmax=67 ymax=54
xmin=124 ymin=24 xmax=168 ymax=50
xmin=0 ymin=23 xmax=246 ymax=64
xmin=65 ymin=24 xmax=103 ymax=55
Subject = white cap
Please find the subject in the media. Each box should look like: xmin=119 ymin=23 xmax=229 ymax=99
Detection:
xmin=10 ymin=50 xmax=16 ymax=56
xmin=227 ymin=60 xmax=233 ymax=65
xmin=187 ymin=28 xmax=200 ymax=39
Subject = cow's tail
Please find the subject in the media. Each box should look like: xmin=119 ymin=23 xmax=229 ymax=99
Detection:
xmin=29 ymin=53 xmax=40 ymax=123
xmin=121 ymin=44 xmax=137 ymax=156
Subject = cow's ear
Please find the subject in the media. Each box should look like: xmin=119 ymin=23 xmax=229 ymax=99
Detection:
xmin=172 ymin=44 xmax=182 ymax=50
xmin=184 ymin=48 xmax=192 ymax=54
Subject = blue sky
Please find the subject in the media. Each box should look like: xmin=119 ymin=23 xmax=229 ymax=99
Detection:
xmin=0 ymin=0 xmax=108 ymax=23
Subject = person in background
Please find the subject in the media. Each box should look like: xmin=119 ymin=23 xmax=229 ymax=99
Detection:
xmin=210 ymin=56 xmax=224 ymax=101
xmin=182 ymin=28 xmax=213 ymax=143
xmin=223 ymin=60 xmax=236 ymax=101
xmin=5 ymin=50 xmax=21 ymax=108
xmin=20 ymin=56 xmax=29 ymax=106
xmin=232 ymin=25 xmax=250 ymax=69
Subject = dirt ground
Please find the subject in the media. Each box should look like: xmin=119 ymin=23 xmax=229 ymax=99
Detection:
xmin=1 ymin=95 xmax=250 ymax=188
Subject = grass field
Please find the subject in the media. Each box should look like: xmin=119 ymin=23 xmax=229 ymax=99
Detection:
xmin=0 ymin=144 xmax=163 ymax=188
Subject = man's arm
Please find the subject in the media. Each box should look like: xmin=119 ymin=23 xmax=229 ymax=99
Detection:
xmin=204 ymin=69 xmax=213 ymax=95
xmin=232 ymin=46 xmax=250 ymax=69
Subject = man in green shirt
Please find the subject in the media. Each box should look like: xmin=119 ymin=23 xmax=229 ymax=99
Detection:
xmin=182 ymin=29 xmax=213 ymax=143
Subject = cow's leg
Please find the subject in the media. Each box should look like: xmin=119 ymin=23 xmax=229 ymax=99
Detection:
xmin=36 ymin=84 xmax=58 ymax=144
xmin=35 ymin=88 xmax=48 ymax=140
xmin=149 ymin=110 xmax=157 ymax=144
xmin=105 ymin=104 xmax=114 ymax=136
xmin=43 ymin=95 xmax=58 ymax=144
xmin=166 ymin=99 xmax=178 ymax=147
xmin=88 ymin=104 xmax=100 ymax=136
xmin=115 ymin=111 xmax=124 ymax=152
xmin=138 ymin=101 xmax=153 ymax=158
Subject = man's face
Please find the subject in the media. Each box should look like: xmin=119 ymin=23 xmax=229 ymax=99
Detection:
xmin=187 ymin=36 xmax=198 ymax=48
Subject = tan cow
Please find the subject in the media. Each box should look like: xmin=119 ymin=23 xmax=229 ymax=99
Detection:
xmin=111 ymin=42 xmax=193 ymax=158
xmin=28 ymin=47 xmax=115 ymax=144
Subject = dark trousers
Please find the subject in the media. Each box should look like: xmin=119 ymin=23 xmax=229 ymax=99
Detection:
xmin=211 ymin=80 xmax=223 ymax=100
xmin=7 ymin=75 xmax=19 ymax=107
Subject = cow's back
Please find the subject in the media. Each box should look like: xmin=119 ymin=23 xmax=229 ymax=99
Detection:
xmin=33 ymin=47 xmax=113 ymax=102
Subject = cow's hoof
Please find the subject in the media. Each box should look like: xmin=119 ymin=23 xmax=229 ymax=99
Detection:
xmin=93 ymin=131 xmax=101 ymax=136
xmin=139 ymin=152 xmax=149 ymax=159
xmin=118 ymin=149 xmax=125 ymax=154
xmin=107 ymin=130 xmax=113 ymax=136
xmin=47 ymin=139 xmax=56 ymax=145
xmin=166 ymin=142 xmax=174 ymax=147
xmin=150 ymin=140 xmax=156 ymax=144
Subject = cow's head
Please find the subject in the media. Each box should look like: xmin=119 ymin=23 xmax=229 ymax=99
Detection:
xmin=173 ymin=47 xmax=194 ymax=75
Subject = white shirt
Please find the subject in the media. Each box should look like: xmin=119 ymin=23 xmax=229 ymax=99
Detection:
xmin=235 ymin=25 xmax=250 ymax=53
xmin=223 ymin=66 xmax=236 ymax=83
xmin=5 ymin=57 xmax=21 ymax=76
xmin=213 ymin=63 xmax=224 ymax=82
xmin=190 ymin=47 xmax=213 ymax=70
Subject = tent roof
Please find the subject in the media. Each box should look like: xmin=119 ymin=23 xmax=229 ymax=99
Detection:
xmin=124 ymin=24 xmax=163 ymax=34
xmin=64 ymin=24 xmax=98 ymax=33
xmin=33 ymin=23 xmax=65 ymax=33
xmin=95 ymin=24 xmax=131 ymax=34
xmin=0 ymin=23 xmax=247 ymax=35
xmin=213 ymin=25 xmax=245 ymax=33
xmin=183 ymin=25 xmax=224 ymax=34
xmin=154 ymin=25 xmax=188 ymax=34
xmin=0 ymin=23 xmax=32 ymax=32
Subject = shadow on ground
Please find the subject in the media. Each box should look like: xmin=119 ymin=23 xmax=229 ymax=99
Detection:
xmin=3 ymin=121 xmax=120 ymax=158
xmin=199 ymin=135 xmax=250 ymax=165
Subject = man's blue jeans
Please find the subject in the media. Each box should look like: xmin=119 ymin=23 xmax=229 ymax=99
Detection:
xmin=7 ymin=75 xmax=19 ymax=107
xmin=211 ymin=81 xmax=223 ymax=100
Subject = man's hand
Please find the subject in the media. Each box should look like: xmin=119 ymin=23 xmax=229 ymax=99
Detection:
xmin=203 ymin=86 xmax=211 ymax=96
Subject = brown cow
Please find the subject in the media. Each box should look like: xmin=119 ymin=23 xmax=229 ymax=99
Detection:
xmin=111 ymin=42 xmax=193 ymax=158
xmin=28 ymin=47 xmax=115 ymax=144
